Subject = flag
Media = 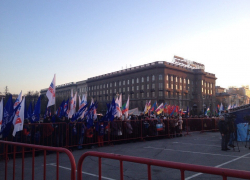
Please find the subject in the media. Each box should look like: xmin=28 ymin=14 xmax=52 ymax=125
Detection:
xmin=13 ymin=91 xmax=22 ymax=109
xmin=0 ymin=98 xmax=3 ymax=132
xmin=30 ymin=96 xmax=41 ymax=123
xmin=62 ymin=98 xmax=69 ymax=117
xmin=85 ymin=102 xmax=98 ymax=128
xmin=57 ymin=100 xmax=65 ymax=117
xmin=149 ymin=101 xmax=157 ymax=113
xmin=46 ymin=74 xmax=56 ymax=107
xmin=155 ymin=103 xmax=164 ymax=115
xmin=71 ymin=103 xmax=88 ymax=122
xmin=123 ymin=96 xmax=129 ymax=119
xmin=79 ymin=94 xmax=87 ymax=110
xmin=219 ymin=103 xmax=223 ymax=115
xmin=115 ymin=95 xmax=122 ymax=118
xmin=12 ymin=97 xmax=25 ymax=137
xmin=69 ymin=90 xmax=77 ymax=118
xmin=144 ymin=100 xmax=151 ymax=114
xmin=170 ymin=106 xmax=176 ymax=117
xmin=27 ymin=102 xmax=33 ymax=121
xmin=163 ymin=103 xmax=168 ymax=113
xmin=206 ymin=107 xmax=210 ymax=116
xmin=0 ymin=95 xmax=16 ymax=138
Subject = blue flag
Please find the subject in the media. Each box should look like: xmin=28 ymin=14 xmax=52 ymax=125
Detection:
xmin=71 ymin=103 xmax=88 ymax=122
xmin=30 ymin=96 xmax=41 ymax=123
xmin=170 ymin=106 xmax=176 ymax=117
xmin=27 ymin=102 xmax=33 ymax=121
xmin=57 ymin=100 xmax=65 ymax=118
xmin=85 ymin=102 xmax=97 ymax=128
xmin=63 ymin=98 xmax=69 ymax=117
xmin=44 ymin=107 xmax=51 ymax=119
xmin=0 ymin=95 xmax=17 ymax=138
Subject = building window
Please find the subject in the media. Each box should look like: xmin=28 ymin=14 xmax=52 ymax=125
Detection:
xmin=152 ymin=92 xmax=155 ymax=97
xmin=136 ymin=93 xmax=139 ymax=98
xmin=123 ymin=80 xmax=125 ymax=85
xmin=119 ymin=81 xmax=121 ymax=86
xmin=159 ymin=74 xmax=163 ymax=80
xmin=202 ymin=88 xmax=203 ymax=92
xmin=110 ymin=89 xmax=112 ymax=93
xmin=147 ymin=76 xmax=149 ymax=82
xmin=159 ymin=83 xmax=163 ymax=90
xmin=106 ymin=90 xmax=108 ymax=94
xmin=123 ymin=88 xmax=125 ymax=92
xmin=204 ymin=82 xmax=206 ymax=87
xmin=180 ymin=85 xmax=182 ymax=90
xmin=152 ymin=84 xmax=155 ymax=89
xmin=137 ymin=86 xmax=139 ymax=90
xmin=104 ymin=84 xmax=106 ymax=88
xmin=141 ymin=93 xmax=144 ymax=98
xmin=100 ymin=91 xmax=102 ymax=95
xmin=147 ymin=92 xmax=149 ymax=97
xmin=127 ymin=80 xmax=129 ymax=85
xmin=103 ymin=90 xmax=105 ymax=94
xmin=147 ymin=84 xmax=149 ymax=90
xmin=110 ymin=83 xmax=112 ymax=87
xmin=159 ymin=91 xmax=163 ymax=97
xmin=208 ymin=89 xmax=210 ymax=94
xmin=131 ymin=94 xmax=134 ymax=99
xmin=152 ymin=75 xmax=155 ymax=81
xmin=202 ymin=80 xmax=203 ymax=85
xmin=211 ymin=83 xmax=213 ymax=88
xmin=137 ymin=78 xmax=139 ymax=83
xmin=170 ymin=92 xmax=173 ymax=98
xmin=184 ymin=79 xmax=186 ymax=84
xmin=176 ymin=85 xmax=178 ymax=90
xmin=114 ymin=82 xmax=116 ymax=87
xmin=171 ymin=76 xmax=173 ymax=82
xmin=132 ymin=86 xmax=134 ymax=91
xmin=166 ymin=83 xmax=169 ymax=89
xmin=180 ymin=78 xmax=182 ymax=83
xmin=211 ymin=90 xmax=213 ymax=94
xmin=188 ymin=79 xmax=190 ymax=84
xmin=100 ymin=85 xmax=102 ymax=89
xmin=132 ymin=79 xmax=134 ymax=84
xmin=141 ymin=77 xmax=144 ymax=82
xmin=171 ymin=84 xmax=173 ymax=89
xmin=127 ymin=87 xmax=129 ymax=91
xmin=205 ymin=89 xmax=206 ymax=94
xmin=119 ymin=88 xmax=121 ymax=93
xmin=107 ymin=84 xmax=109 ymax=88
xmin=166 ymin=75 xmax=169 ymax=81
xmin=176 ymin=77 xmax=178 ymax=82
xmin=166 ymin=91 xmax=169 ymax=98
xmin=114 ymin=89 xmax=116 ymax=93
xmin=141 ymin=85 xmax=144 ymax=90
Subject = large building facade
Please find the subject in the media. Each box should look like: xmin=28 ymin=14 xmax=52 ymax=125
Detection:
xmin=41 ymin=56 xmax=217 ymax=115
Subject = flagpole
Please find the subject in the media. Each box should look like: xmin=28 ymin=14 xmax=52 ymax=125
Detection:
xmin=54 ymin=74 xmax=56 ymax=114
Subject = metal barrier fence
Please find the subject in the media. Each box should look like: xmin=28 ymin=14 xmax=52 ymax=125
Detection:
xmin=0 ymin=140 xmax=76 ymax=180
xmin=77 ymin=151 xmax=250 ymax=180
xmin=1 ymin=118 xmax=219 ymax=151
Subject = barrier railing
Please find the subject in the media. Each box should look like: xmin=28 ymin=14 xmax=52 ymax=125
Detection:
xmin=77 ymin=151 xmax=250 ymax=180
xmin=1 ymin=118 xmax=219 ymax=150
xmin=0 ymin=140 xmax=76 ymax=180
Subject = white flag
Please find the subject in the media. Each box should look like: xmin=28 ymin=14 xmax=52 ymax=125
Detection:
xmin=69 ymin=91 xmax=77 ymax=118
xmin=124 ymin=96 xmax=130 ymax=119
xmin=46 ymin=74 xmax=56 ymax=107
xmin=115 ymin=94 xmax=122 ymax=118
xmin=14 ymin=91 xmax=22 ymax=109
xmin=0 ymin=98 xmax=3 ymax=132
xmin=12 ymin=97 xmax=25 ymax=137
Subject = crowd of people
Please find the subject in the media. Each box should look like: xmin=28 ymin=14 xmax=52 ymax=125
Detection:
xmin=1 ymin=114 xmax=186 ymax=151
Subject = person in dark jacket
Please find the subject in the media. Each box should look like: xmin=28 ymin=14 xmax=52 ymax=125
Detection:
xmin=218 ymin=116 xmax=230 ymax=151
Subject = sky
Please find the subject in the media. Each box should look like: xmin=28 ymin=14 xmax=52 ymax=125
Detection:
xmin=1 ymin=0 xmax=250 ymax=95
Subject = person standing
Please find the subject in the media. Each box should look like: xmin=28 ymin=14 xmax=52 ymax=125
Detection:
xmin=218 ymin=116 xmax=230 ymax=151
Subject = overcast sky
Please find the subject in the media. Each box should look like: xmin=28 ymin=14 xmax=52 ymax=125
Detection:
xmin=1 ymin=0 xmax=250 ymax=95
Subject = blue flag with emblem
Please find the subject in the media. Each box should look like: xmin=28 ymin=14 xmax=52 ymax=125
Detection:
xmin=30 ymin=96 xmax=41 ymax=123
xmin=0 ymin=95 xmax=20 ymax=138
